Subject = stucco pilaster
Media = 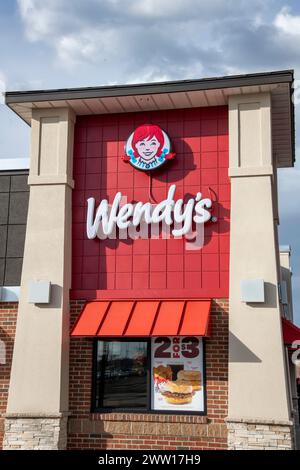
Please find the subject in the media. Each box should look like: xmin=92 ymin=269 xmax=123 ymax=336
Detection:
xmin=227 ymin=93 xmax=293 ymax=448
xmin=4 ymin=107 xmax=75 ymax=449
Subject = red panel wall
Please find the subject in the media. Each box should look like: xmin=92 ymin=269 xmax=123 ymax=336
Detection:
xmin=71 ymin=106 xmax=230 ymax=300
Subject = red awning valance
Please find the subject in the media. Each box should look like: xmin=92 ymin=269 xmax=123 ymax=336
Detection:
xmin=71 ymin=299 xmax=211 ymax=338
xmin=282 ymin=317 xmax=300 ymax=348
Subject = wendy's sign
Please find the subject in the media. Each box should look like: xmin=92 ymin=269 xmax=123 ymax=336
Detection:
xmin=86 ymin=184 xmax=212 ymax=242
xmin=122 ymin=124 xmax=175 ymax=171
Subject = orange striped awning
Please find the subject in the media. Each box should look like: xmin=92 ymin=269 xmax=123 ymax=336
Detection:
xmin=71 ymin=300 xmax=211 ymax=337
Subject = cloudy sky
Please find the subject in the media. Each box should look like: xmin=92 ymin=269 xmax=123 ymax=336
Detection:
xmin=0 ymin=0 xmax=299 ymax=323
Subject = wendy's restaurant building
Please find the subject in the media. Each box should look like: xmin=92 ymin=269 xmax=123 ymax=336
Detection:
xmin=1 ymin=70 xmax=300 ymax=451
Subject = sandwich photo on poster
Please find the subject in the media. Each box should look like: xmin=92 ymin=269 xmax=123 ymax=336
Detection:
xmin=151 ymin=336 xmax=205 ymax=412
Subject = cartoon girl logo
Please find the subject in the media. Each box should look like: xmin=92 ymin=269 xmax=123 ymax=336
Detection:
xmin=123 ymin=124 xmax=175 ymax=171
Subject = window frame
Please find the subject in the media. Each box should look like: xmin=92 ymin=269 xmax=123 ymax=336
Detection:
xmin=91 ymin=337 xmax=207 ymax=416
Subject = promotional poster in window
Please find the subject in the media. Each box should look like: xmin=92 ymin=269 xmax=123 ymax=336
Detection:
xmin=151 ymin=336 xmax=204 ymax=412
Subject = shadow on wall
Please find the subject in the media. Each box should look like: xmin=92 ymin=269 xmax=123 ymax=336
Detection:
xmin=229 ymin=332 xmax=261 ymax=363
xmin=229 ymin=282 xmax=280 ymax=363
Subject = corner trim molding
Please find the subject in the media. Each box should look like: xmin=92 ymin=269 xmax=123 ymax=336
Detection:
xmin=225 ymin=416 xmax=293 ymax=426
xmin=229 ymin=166 xmax=273 ymax=177
xmin=28 ymin=175 xmax=74 ymax=188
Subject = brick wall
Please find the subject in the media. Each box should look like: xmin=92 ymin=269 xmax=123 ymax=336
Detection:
xmin=0 ymin=299 xmax=229 ymax=450
xmin=68 ymin=299 xmax=228 ymax=450
xmin=0 ymin=302 xmax=18 ymax=448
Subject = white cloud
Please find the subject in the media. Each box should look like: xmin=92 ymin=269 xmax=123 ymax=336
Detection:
xmin=129 ymin=0 xmax=198 ymax=18
xmin=16 ymin=0 xmax=267 ymax=77
xmin=57 ymin=34 xmax=98 ymax=67
xmin=17 ymin=0 xmax=60 ymax=41
xmin=274 ymin=6 xmax=300 ymax=36
xmin=17 ymin=0 xmax=244 ymax=32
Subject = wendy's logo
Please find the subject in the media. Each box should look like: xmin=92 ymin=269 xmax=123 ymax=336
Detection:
xmin=122 ymin=124 xmax=175 ymax=171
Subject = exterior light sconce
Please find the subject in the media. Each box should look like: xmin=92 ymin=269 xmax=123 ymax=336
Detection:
xmin=28 ymin=280 xmax=51 ymax=304
xmin=240 ymin=279 xmax=265 ymax=303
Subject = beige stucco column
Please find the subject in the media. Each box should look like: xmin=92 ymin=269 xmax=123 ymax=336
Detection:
xmin=227 ymin=93 xmax=294 ymax=450
xmin=3 ymin=107 xmax=75 ymax=450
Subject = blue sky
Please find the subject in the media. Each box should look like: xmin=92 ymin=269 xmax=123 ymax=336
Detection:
xmin=0 ymin=0 xmax=299 ymax=323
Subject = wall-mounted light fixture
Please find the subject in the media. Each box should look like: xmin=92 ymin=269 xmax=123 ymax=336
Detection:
xmin=240 ymin=279 xmax=265 ymax=303
xmin=28 ymin=280 xmax=51 ymax=304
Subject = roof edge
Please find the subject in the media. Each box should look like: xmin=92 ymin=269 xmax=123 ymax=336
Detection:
xmin=5 ymin=69 xmax=294 ymax=105
xmin=0 ymin=157 xmax=29 ymax=171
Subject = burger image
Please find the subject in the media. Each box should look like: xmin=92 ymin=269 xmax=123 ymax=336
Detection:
xmin=153 ymin=365 xmax=172 ymax=382
xmin=160 ymin=381 xmax=193 ymax=405
xmin=176 ymin=370 xmax=201 ymax=391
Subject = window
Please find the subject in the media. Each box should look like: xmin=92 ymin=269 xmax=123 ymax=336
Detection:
xmin=93 ymin=339 xmax=149 ymax=410
xmin=92 ymin=337 xmax=206 ymax=414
